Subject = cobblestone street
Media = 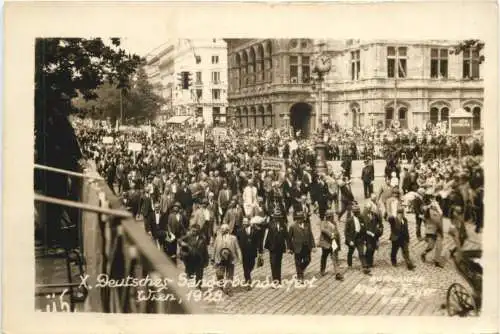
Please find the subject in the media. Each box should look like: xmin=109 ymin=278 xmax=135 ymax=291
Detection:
xmin=176 ymin=176 xmax=480 ymax=315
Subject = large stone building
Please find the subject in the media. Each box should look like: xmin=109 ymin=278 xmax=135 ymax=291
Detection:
xmin=225 ymin=39 xmax=484 ymax=136
xmin=146 ymin=39 xmax=228 ymax=126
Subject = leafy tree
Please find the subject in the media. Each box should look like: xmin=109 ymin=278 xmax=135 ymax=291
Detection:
xmin=35 ymin=38 xmax=142 ymax=168
xmin=128 ymin=67 xmax=166 ymax=122
xmin=34 ymin=38 xmax=143 ymax=248
xmin=450 ymin=39 xmax=485 ymax=63
xmin=73 ymin=66 xmax=166 ymax=124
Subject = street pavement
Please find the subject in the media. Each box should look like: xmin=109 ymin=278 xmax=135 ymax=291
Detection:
xmin=185 ymin=176 xmax=480 ymax=315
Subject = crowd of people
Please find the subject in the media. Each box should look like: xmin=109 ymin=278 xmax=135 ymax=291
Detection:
xmin=76 ymin=120 xmax=484 ymax=295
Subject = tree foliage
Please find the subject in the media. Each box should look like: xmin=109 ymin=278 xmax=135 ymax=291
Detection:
xmin=35 ymin=38 xmax=143 ymax=169
xmin=72 ymin=66 xmax=166 ymax=124
xmin=450 ymin=39 xmax=485 ymax=63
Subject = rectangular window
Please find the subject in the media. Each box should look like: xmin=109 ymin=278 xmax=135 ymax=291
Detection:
xmin=195 ymin=56 xmax=201 ymax=64
xmin=463 ymin=48 xmax=480 ymax=79
xmin=196 ymin=71 xmax=202 ymax=84
xmin=387 ymin=46 xmax=407 ymax=78
xmin=430 ymin=48 xmax=448 ymax=78
xmin=212 ymin=71 xmax=220 ymax=84
xmin=196 ymin=89 xmax=203 ymax=99
xmin=290 ymin=56 xmax=298 ymax=83
xmin=301 ymin=56 xmax=310 ymax=83
xmin=212 ymin=55 xmax=219 ymax=64
xmin=212 ymin=89 xmax=220 ymax=100
xmin=213 ymin=106 xmax=221 ymax=115
xmin=351 ymin=50 xmax=361 ymax=80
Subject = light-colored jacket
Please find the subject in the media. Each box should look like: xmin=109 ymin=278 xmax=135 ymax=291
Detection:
xmin=213 ymin=233 xmax=242 ymax=265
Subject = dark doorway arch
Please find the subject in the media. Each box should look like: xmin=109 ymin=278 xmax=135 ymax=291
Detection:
xmin=290 ymin=102 xmax=313 ymax=138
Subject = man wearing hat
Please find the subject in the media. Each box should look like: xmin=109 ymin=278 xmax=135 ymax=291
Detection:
xmin=236 ymin=217 xmax=261 ymax=290
xmin=222 ymin=199 xmax=244 ymax=236
xmin=361 ymin=159 xmax=375 ymax=199
xmin=179 ymin=223 xmax=209 ymax=289
xmin=413 ymin=188 xmax=426 ymax=240
xmin=319 ymin=210 xmax=344 ymax=280
xmin=389 ymin=208 xmax=415 ymax=270
xmin=363 ymin=201 xmax=384 ymax=268
xmin=164 ymin=202 xmax=187 ymax=265
xmin=421 ymin=189 xmax=444 ymax=268
xmin=344 ymin=203 xmax=370 ymax=275
xmin=288 ymin=211 xmax=316 ymax=283
xmin=213 ymin=223 xmax=241 ymax=296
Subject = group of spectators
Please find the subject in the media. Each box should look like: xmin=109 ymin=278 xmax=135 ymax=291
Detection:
xmin=74 ymin=120 xmax=483 ymax=294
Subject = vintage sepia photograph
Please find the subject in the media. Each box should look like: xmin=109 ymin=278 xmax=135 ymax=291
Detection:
xmin=3 ymin=2 xmax=498 ymax=334
xmin=34 ymin=37 xmax=486 ymax=316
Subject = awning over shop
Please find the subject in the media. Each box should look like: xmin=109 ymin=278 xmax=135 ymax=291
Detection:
xmin=166 ymin=116 xmax=192 ymax=124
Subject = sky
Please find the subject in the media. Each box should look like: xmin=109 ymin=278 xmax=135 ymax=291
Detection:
xmin=118 ymin=36 xmax=169 ymax=58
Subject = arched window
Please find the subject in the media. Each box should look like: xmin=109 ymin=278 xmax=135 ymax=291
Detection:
xmin=430 ymin=107 xmax=439 ymax=125
xmin=235 ymin=54 xmax=241 ymax=89
xmin=242 ymin=107 xmax=248 ymax=128
xmin=248 ymin=48 xmax=256 ymax=85
xmin=398 ymin=107 xmax=408 ymax=128
xmin=241 ymin=52 xmax=248 ymax=87
xmin=248 ymin=106 xmax=257 ymax=129
xmin=385 ymin=107 xmax=394 ymax=128
xmin=351 ymin=104 xmax=361 ymax=128
xmin=267 ymin=105 xmax=273 ymax=128
xmin=235 ymin=107 xmax=241 ymax=128
xmin=473 ymin=106 xmax=481 ymax=130
xmin=257 ymin=45 xmax=265 ymax=83
xmin=265 ymin=42 xmax=273 ymax=82
xmin=258 ymin=105 xmax=265 ymax=129
xmin=441 ymin=107 xmax=449 ymax=125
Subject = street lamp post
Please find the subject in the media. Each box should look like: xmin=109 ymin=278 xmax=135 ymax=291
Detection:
xmin=311 ymin=46 xmax=333 ymax=174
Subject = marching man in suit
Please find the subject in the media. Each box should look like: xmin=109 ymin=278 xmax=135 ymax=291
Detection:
xmin=165 ymin=202 xmax=187 ymax=264
xmin=236 ymin=217 xmax=261 ymax=290
xmin=389 ymin=208 xmax=416 ymax=270
xmin=264 ymin=187 xmax=289 ymax=287
xmin=344 ymin=203 xmax=371 ymax=275
xmin=363 ymin=201 xmax=384 ymax=268
xmin=319 ymin=210 xmax=344 ymax=280
xmin=217 ymin=182 xmax=233 ymax=223
xmin=145 ymin=202 xmax=168 ymax=250
xmin=179 ymin=223 xmax=209 ymax=289
xmin=361 ymin=159 xmax=375 ymax=199
xmin=213 ymin=223 xmax=242 ymax=296
xmin=288 ymin=212 xmax=316 ymax=283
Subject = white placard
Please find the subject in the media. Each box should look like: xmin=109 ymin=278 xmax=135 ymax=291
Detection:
xmin=102 ymin=136 xmax=114 ymax=144
xmin=128 ymin=142 xmax=143 ymax=152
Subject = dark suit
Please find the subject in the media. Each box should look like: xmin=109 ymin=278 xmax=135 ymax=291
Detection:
xmin=389 ymin=216 xmax=414 ymax=268
xmin=141 ymin=196 xmax=154 ymax=218
xmin=264 ymin=220 xmax=289 ymax=283
xmin=344 ymin=214 xmax=368 ymax=269
xmin=363 ymin=210 xmax=384 ymax=267
xmin=361 ymin=164 xmax=375 ymax=198
xmin=175 ymin=188 xmax=193 ymax=218
xmin=288 ymin=221 xmax=315 ymax=280
xmin=310 ymin=181 xmax=330 ymax=219
xmin=179 ymin=232 xmax=209 ymax=287
xmin=237 ymin=225 xmax=260 ymax=283
xmin=165 ymin=212 xmax=187 ymax=263
xmin=413 ymin=195 xmax=425 ymax=239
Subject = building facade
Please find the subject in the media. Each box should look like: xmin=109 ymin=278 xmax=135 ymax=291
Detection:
xmin=226 ymin=39 xmax=484 ymax=135
xmin=146 ymin=39 xmax=228 ymax=126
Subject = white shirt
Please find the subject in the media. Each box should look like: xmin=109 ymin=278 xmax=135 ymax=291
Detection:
xmin=155 ymin=212 xmax=160 ymax=225
xmin=353 ymin=216 xmax=361 ymax=233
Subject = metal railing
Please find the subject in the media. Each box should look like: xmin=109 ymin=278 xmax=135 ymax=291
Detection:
xmin=35 ymin=163 xmax=205 ymax=314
